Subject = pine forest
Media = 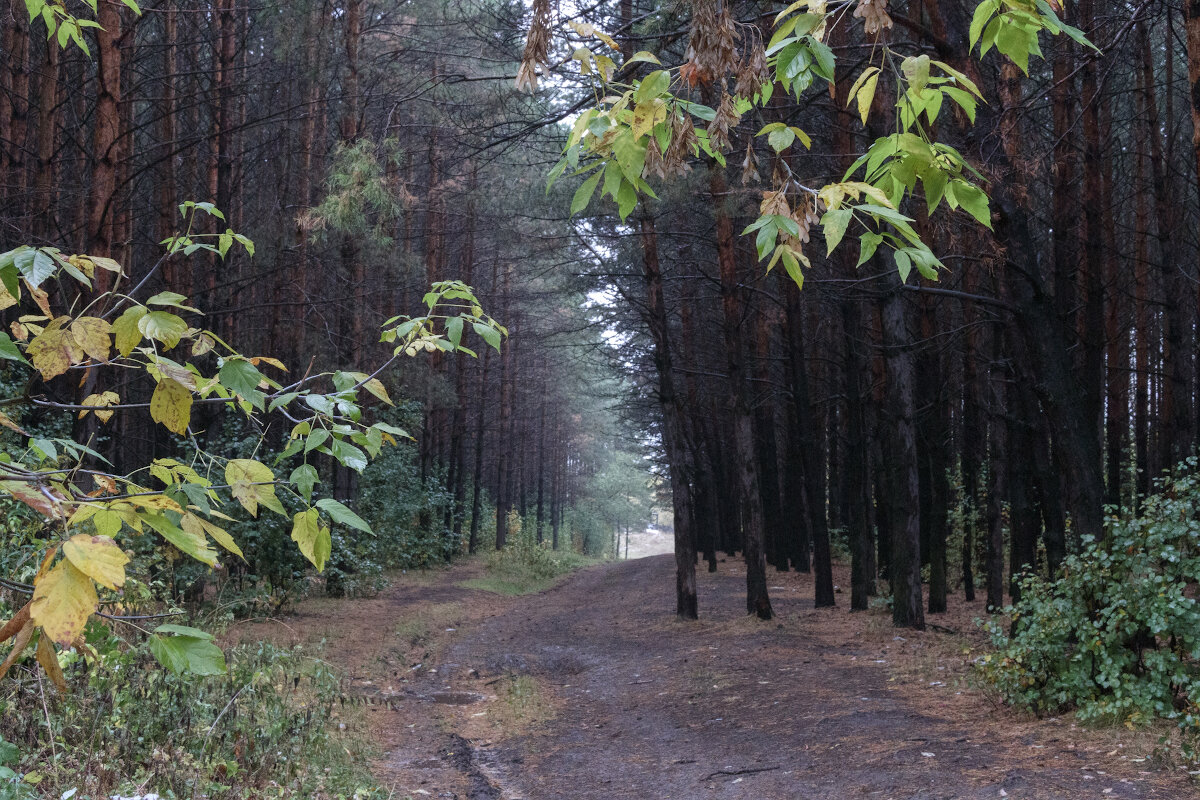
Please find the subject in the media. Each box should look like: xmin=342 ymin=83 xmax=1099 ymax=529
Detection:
xmin=1 ymin=0 xmax=1200 ymax=796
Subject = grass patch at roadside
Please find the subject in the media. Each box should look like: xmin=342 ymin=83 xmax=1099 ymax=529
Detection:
xmin=458 ymin=547 xmax=597 ymax=596
xmin=501 ymin=673 xmax=555 ymax=726
xmin=395 ymin=602 xmax=465 ymax=648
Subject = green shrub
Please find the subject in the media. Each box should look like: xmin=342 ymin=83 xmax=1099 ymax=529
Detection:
xmin=492 ymin=509 xmax=560 ymax=580
xmin=976 ymin=466 xmax=1200 ymax=760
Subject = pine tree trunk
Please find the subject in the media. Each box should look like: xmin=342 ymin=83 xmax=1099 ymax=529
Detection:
xmin=753 ymin=313 xmax=785 ymax=571
xmin=960 ymin=279 xmax=983 ymax=602
xmin=843 ymin=293 xmax=873 ymax=611
xmin=985 ymin=324 xmax=1008 ymax=612
xmin=468 ymin=344 xmax=491 ymax=553
xmin=881 ymin=277 xmax=924 ymax=630
xmin=32 ymin=36 xmax=57 ymax=242
xmin=494 ymin=264 xmax=513 ymax=549
xmin=711 ymin=168 xmax=772 ymax=620
xmin=639 ymin=216 xmax=697 ymax=619
xmin=779 ymin=275 xmax=813 ymax=575
xmin=536 ymin=400 xmax=546 ymax=545
xmin=89 ymin=0 xmax=122 ymax=262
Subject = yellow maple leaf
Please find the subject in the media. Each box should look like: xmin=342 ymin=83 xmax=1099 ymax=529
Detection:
xmin=181 ymin=513 xmax=245 ymax=560
xmin=150 ymin=377 xmax=193 ymax=435
xmin=31 ymin=559 xmax=98 ymax=646
xmin=26 ymin=318 xmax=83 ymax=380
xmin=62 ymin=533 xmax=129 ymax=591
xmin=290 ymin=509 xmax=330 ymax=571
xmin=70 ymin=316 xmax=113 ymax=362
xmin=80 ymin=390 xmax=120 ymax=423
xmin=225 ymin=459 xmax=282 ymax=517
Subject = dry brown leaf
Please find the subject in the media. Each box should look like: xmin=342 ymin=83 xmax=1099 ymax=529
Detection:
xmin=0 ymin=410 xmax=29 ymax=436
xmin=36 ymin=632 xmax=68 ymax=691
xmin=0 ymin=618 xmax=34 ymax=681
xmin=0 ymin=602 xmax=31 ymax=644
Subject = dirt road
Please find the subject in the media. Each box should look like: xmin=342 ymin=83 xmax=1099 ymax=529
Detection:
xmin=356 ymin=556 xmax=1194 ymax=800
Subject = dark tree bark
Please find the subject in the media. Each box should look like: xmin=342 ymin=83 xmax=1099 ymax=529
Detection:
xmin=639 ymin=215 xmax=698 ymax=619
xmin=881 ymin=276 xmax=924 ymax=630
xmin=985 ymin=321 xmax=1009 ymax=612
xmin=753 ymin=311 xmax=786 ymax=571
xmin=779 ymin=275 xmax=813 ymax=575
xmin=710 ymin=168 xmax=772 ymax=620
xmin=842 ymin=294 xmax=873 ymax=610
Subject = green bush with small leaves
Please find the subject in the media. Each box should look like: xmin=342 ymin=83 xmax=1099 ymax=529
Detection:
xmin=977 ymin=464 xmax=1200 ymax=761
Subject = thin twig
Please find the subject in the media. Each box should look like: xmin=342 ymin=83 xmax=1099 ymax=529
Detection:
xmin=95 ymin=610 xmax=185 ymax=622
xmin=203 ymin=682 xmax=250 ymax=753
xmin=702 ymin=766 xmax=780 ymax=781
xmin=37 ymin=667 xmax=57 ymax=760
xmin=0 ymin=577 xmax=33 ymax=594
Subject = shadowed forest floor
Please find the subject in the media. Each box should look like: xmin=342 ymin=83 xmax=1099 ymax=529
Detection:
xmin=233 ymin=556 xmax=1198 ymax=799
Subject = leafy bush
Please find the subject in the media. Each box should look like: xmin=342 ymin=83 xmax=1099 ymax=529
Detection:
xmin=493 ymin=510 xmax=561 ymax=580
xmin=560 ymin=504 xmax=612 ymax=556
xmin=175 ymin=403 xmax=456 ymax=609
xmin=355 ymin=403 xmax=460 ymax=571
xmin=976 ymin=467 xmax=1200 ymax=760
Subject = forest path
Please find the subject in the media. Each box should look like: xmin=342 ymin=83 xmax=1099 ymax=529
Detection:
xmin=333 ymin=556 xmax=1193 ymax=800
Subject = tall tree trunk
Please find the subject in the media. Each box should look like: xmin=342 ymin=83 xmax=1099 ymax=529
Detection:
xmin=779 ymin=275 xmax=814 ymax=576
xmin=843 ymin=293 xmax=873 ymax=610
xmin=468 ymin=344 xmax=491 ymax=554
xmin=985 ymin=324 xmax=1008 ymax=611
xmin=680 ymin=286 xmax=719 ymax=572
xmin=917 ymin=298 xmax=948 ymax=615
xmin=32 ymin=36 xmax=57 ymax=242
xmin=345 ymin=0 xmax=367 ymax=364
xmin=159 ymin=4 xmax=183 ymax=293
xmin=1007 ymin=411 xmax=1039 ymax=603
xmin=535 ymin=400 xmax=546 ymax=545
xmin=995 ymin=62 xmax=1106 ymax=548
xmin=293 ymin=2 xmax=323 ymax=356
xmin=1186 ymin=0 xmax=1200 ymax=329
xmin=89 ymin=0 xmax=122 ymax=264
xmin=711 ymin=167 xmax=772 ymax=620
xmin=753 ymin=312 xmax=785 ymax=571
xmin=1100 ymin=85 xmax=1126 ymax=508
xmin=4 ymin=8 xmax=29 ymax=223
xmin=494 ymin=264 xmax=513 ymax=549
xmin=960 ymin=281 xmax=984 ymax=602
xmin=881 ymin=276 xmax=924 ymax=630
xmin=639 ymin=215 xmax=698 ymax=619
xmin=1135 ymin=24 xmax=1153 ymax=500
xmin=1154 ymin=13 xmax=1195 ymax=471
xmin=1078 ymin=0 xmax=1107 ymax=483
xmin=551 ymin=420 xmax=562 ymax=550
xmin=0 ymin=2 xmax=16 ymax=213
